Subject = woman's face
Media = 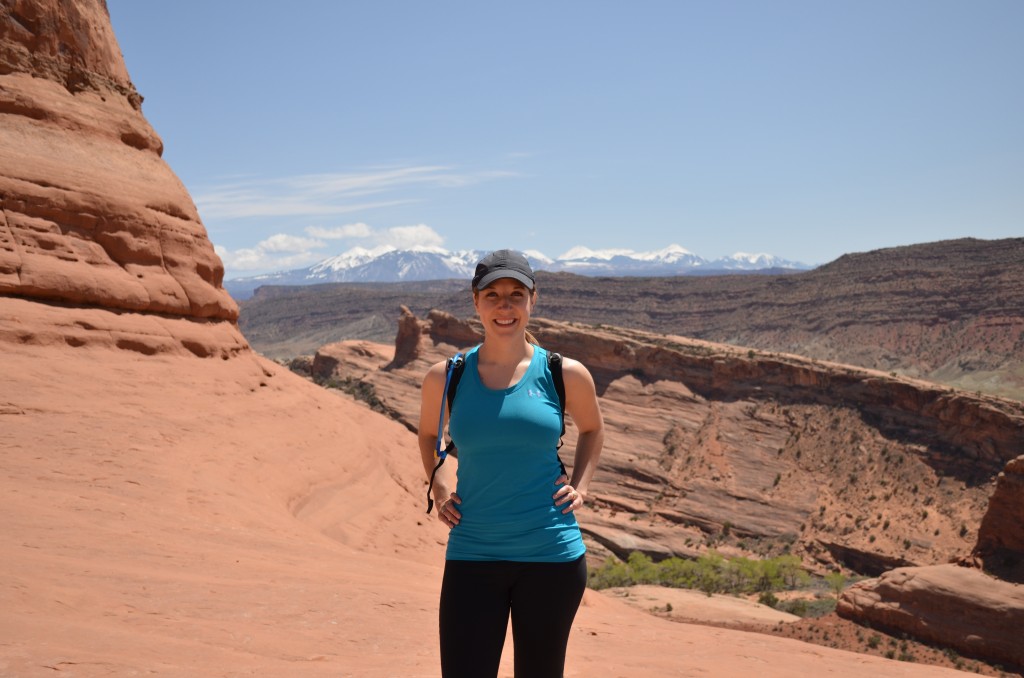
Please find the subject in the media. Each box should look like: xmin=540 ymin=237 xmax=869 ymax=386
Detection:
xmin=473 ymin=278 xmax=536 ymax=337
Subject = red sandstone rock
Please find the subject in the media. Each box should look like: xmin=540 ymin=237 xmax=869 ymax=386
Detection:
xmin=388 ymin=304 xmax=425 ymax=367
xmin=0 ymin=273 xmax=976 ymax=678
xmin=973 ymin=455 xmax=1024 ymax=583
xmin=313 ymin=309 xmax=1024 ymax=576
xmin=838 ymin=564 xmax=1024 ymax=670
xmin=0 ymin=2 xmax=1012 ymax=675
xmin=1 ymin=0 xmax=238 ymax=323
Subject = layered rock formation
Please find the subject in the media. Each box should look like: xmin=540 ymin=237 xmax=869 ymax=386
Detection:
xmin=239 ymin=237 xmax=1024 ymax=399
xmin=1 ymin=0 xmax=243 ymax=358
xmin=973 ymin=455 xmax=1024 ymax=583
xmin=312 ymin=308 xmax=1024 ymax=576
xmin=314 ymin=308 xmax=1024 ymax=669
xmin=836 ymin=456 xmax=1024 ymax=669
xmin=837 ymin=563 xmax=1024 ymax=671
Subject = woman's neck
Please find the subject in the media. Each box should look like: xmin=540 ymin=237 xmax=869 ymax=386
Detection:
xmin=477 ymin=336 xmax=533 ymax=366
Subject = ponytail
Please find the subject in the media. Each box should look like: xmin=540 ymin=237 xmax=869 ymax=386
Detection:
xmin=525 ymin=330 xmax=540 ymax=346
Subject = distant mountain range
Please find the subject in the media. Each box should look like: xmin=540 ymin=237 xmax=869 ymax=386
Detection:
xmin=224 ymin=244 xmax=812 ymax=299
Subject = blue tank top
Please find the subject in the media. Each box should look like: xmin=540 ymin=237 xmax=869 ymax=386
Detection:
xmin=446 ymin=345 xmax=586 ymax=562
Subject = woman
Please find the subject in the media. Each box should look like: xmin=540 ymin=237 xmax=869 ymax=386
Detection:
xmin=418 ymin=249 xmax=605 ymax=678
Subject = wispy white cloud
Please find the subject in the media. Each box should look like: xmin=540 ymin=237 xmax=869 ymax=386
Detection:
xmin=214 ymin=241 xmax=325 ymax=274
xmin=258 ymin=233 xmax=325 ymax=252
xmin=377 ymin=224 xmax=445 ymax=249
xmin=204 ymin=163 xmax=516 ymax=276
xmin=305 ymin=222 xmax=374 ymax=240
xmin=301 ymin=222 xmax=444 ymax=249
xmin=195 ymin=165 xmax=517 ymax=221
xmin=214 ymin=222 xmax=448 ymax=274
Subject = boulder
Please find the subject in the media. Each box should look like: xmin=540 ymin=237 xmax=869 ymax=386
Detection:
xmin=838 ymin=564 xmax=1024 ymax=670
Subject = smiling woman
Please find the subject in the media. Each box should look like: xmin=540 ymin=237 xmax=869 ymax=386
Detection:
xmin=417 ymin=248 xmax=605 ymax=678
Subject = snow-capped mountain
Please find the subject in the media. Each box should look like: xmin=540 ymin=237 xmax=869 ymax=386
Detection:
xmin=225 ymin=244 xmax=810 ymax=299
xmin=307 ymin=246 xmax=481 ymax=283
xmin=709 ymin=252 xmax=802 ymax=270
xmin=550 ymin=244 xmax=706 ymax=275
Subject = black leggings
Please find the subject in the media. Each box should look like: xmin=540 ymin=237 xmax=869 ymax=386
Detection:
xmin=439 ymin=555 xmax=587 ymax=678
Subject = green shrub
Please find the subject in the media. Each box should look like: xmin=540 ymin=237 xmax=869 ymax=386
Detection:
xmin=824 ymin=571 xmax=847 ymax=599
xmin=779 ymin=598 xmax=808 ymax=616
xmin=588 ymin=558 xmax=632 ymax=589
xmin=588 ymin=550 xmax=812 ymax=598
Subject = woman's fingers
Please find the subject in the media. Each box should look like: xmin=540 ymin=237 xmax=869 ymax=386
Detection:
xmin=438 ymin=493 xmax=462 ymax=528
xmin=553 ymin=479 xmax=582 ymax=514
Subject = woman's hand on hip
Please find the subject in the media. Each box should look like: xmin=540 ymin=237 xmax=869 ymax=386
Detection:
xmin=553 ymin=475 xmax=583 ymax=514
xmin=437 ymin=492 xmax=462 ymax=529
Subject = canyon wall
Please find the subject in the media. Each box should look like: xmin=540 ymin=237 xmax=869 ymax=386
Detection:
xmin=239 ymin=237 xmax=1024 ymax=400
xmin=312 ymin=308 xmax=1024 ymax=576
xmin=837 ymin=455 xmax=1024 ymax=670
xmin=1 ymin=0 xmax=244 ymax=358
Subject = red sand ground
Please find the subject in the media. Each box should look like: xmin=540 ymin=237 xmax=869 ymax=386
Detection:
xmin=0 ymin=325 xmax=988 ymax=677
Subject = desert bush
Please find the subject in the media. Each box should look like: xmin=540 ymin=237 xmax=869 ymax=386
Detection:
xmin=824 ymin=571 xmax=847 ymax=598
xmin=588 ymin=550 xmax=810 ymax=597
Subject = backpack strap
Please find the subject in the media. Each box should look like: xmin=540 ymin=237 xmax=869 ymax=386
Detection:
xmin=548 ymin=352 xmax=567 ymax=445
xmin=445 ymin=355 xmax=465 ymax=428
xmin=427 ymin=350 xmax=569 ymax=513
xmin=548 ymin=352 xmax=569 ymax=477
xmin=426 ymin=353 xmax=464 ymax=514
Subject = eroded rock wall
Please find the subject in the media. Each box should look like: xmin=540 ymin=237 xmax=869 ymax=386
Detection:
xmin=312 ymin=309 xmax=1024 ymax=575
xmin=972 ymin=455 xmax=1024 ymax=584
xmin=1 ymin=0 xmax=238 ymax=327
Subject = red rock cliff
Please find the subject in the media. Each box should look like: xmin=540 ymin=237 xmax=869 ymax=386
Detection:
xmin=1 ymin=0 xmax=238 ymax=328
xmin=313 ymin=308 xmax=1024 ymax=578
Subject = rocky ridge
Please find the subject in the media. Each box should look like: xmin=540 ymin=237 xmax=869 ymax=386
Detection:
xmin=973 ymin=455 xmax=1024 ymax=582
xmin=313 ymin=308 xmax=1024 ymax=670
xmin=311 ymin=307 xmax=1024 ymax=576
xmin=240 ymin=237 xmax=1024 ymax=399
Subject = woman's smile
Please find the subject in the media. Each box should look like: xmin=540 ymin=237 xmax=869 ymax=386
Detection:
xmin=474 ymin=279 xmax=534 ymax=335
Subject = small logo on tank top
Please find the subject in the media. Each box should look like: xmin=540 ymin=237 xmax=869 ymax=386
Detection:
xmin=528 ymin=388 xmax=544 ymax=398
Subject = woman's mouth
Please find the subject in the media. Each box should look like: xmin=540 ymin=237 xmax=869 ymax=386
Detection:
xmin=494 ymin=318 xmax=516 ymax=326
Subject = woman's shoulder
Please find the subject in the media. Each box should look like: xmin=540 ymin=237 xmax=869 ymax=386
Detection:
xmin=423 ymin=346 xmax=480 ymax=384
xmin=555 ymin=354 xmax=596 ymax=390
xmin=421 ymin=358 xmax=449 ymax=387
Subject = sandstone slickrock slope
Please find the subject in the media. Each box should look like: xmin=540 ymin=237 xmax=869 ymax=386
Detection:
xmin=3 ymin=2 xmax=984 ymax=675
xmin=315 ymin=309 xmax=1024 ymax=671
xmin=838 ymin=564 xmax=1024 ymax=671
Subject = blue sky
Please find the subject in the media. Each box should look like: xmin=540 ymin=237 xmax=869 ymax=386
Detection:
xmin=107 ymin=1 xmax=1023 ymax=279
